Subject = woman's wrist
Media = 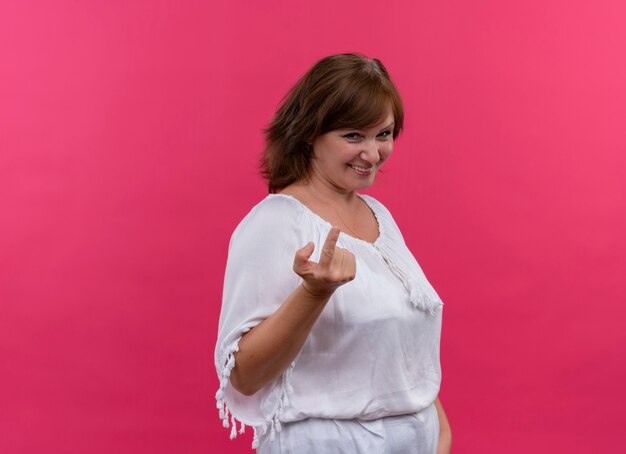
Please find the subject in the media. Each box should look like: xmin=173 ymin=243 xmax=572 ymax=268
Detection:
xmin=300 ymin=281 xmax=335 ymax=301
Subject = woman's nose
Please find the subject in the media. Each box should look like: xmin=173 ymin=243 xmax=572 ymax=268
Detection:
xmin=360 ymin=139 xmax=380 ymax=164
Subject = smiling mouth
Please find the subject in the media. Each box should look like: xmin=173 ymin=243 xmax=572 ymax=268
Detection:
xmin=348 ymin=164 xmax=373 ymax=175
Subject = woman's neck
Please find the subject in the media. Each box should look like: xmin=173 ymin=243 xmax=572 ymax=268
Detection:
xmin=294 ymin=176 xmax=359 ymax=208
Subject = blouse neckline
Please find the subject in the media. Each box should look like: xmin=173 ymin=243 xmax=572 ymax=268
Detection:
xmin=266 ymin=193 xmax=385 ymax=247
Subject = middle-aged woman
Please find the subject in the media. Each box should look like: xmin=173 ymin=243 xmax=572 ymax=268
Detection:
xmin=215 ymin=53 xmax=452 ymax=453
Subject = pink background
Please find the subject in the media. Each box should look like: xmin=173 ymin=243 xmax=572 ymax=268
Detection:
xmin=1 ymin=1 xmax=625 ymax=453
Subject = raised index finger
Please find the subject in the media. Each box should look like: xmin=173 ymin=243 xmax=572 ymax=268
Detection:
xmin=319 ymin=226 xmax=340 ymax=268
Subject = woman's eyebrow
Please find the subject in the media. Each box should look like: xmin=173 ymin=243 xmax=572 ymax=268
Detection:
xmin=341 ymin=122 xmax=395 ymax=133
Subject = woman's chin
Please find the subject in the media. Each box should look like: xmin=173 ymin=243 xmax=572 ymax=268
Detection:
xmin=351 ymin=180 xmax=375 ymax=192
xmin=349 ymin=173 xmax=377 ymax=190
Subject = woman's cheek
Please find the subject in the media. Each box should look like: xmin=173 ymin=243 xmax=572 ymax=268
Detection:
xmin=380 ymin=143 xmax=393 ymax=162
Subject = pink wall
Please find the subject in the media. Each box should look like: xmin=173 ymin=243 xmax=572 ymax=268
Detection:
xmin=1 ymin=1 xmax=625 ymax=453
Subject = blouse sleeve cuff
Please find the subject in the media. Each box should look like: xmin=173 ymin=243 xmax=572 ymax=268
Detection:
xmin=215 ymin=328 xmax=296 ymax=450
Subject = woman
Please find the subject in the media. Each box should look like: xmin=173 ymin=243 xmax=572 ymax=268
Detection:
xmin=215 ymin=53 xmax=452 ymax=453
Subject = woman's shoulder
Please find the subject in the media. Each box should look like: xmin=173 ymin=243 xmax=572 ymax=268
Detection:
xmin=246 ymin=193 xmax=307 ymax=223
xmin=358 ymin=193 xmax=404 ymax=241
xmin=230 ymin=194 xmax=308 ymax=243
xmin=358 ymin=193 xmax=394 ymax=220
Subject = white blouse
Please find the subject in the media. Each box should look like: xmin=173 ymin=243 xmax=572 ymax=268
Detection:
xmin=214 ymin=193 xmax=444 ymax=449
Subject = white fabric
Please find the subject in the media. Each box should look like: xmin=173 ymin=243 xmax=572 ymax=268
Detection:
xmin=214 ymin=193 xmax=444 ymax=450
xmin=256 ymin=402 xmax=440 ymax=454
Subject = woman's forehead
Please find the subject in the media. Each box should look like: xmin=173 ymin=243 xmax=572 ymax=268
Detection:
xmin=346 ymin=111 xmax=395 ymax=131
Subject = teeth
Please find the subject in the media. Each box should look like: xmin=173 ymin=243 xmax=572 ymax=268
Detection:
xmin=349 ymin=164 xmax=373 ymax=173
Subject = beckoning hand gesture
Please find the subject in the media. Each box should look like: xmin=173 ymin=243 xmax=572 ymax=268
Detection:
xmin=293 ymin=227 xmax=357 ymax=298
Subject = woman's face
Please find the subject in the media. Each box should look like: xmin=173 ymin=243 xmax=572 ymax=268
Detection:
xmin=309 ymin=110 xmax=395 ymax=193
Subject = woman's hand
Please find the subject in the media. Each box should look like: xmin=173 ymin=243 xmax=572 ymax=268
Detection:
xmin=293 ymin=226 xmax=356 ymax=298
xmin=435 ymin=397 xmax=452 ymax=454
xmin=229 ymin=227 xmax=355 ymax=396
xmin=437 ymin=432 xmax=452 ymax=454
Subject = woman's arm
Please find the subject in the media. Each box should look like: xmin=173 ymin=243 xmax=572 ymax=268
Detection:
xmin=435 ymin=396 xmax=452 ymax=454
xmin=229 ymin=283 xmax=331 ymax=396
xmin=229 ymin=227 xmax=355 ymax=396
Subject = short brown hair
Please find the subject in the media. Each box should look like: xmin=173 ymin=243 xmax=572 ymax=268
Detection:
xmin=260 ymin=53 xmax=404 ymax=193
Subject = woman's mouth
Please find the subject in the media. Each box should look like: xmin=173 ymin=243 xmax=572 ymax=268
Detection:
xmin=348 ymin=164 xmax=373 ymax=176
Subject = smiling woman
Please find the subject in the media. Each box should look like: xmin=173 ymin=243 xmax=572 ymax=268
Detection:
xmin=260 ymin=53 xmax=403 ymax=194
xmin=214 ymin=53 xmax=451 ymax=453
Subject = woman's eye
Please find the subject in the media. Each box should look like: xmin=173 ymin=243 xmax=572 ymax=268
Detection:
xmin=343 ymin=133 xmax=361 ymax=141
xmin=378 ymin=130 xmax=392 ymax=139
